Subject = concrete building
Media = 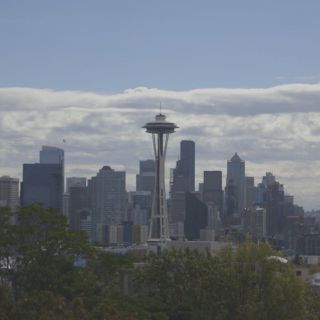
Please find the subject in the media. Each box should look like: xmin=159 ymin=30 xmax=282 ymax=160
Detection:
xmin=69 ymin=185 xmax=90 ymax=230
xmin=66 ymin=177 xmax=87 ymax=193
xmin=79 ymin=213 xmax=92 ymax=241
xmin=185 ymin=192 xmax=208 ymax=240
xmin=245 ymin=176 xmax=255 ymax=208
xmin=88 ymin=166 xmax=126 ymax=242
xmin=225 ymin=153 xmax=246 ymax=218
xmin=136 ymin=160 xmax=156 ymax=194
xmin=297 ymin=234 xmax=320 ymax=256
xmin=63 ymin=193 xmax=70 ymax=218
xmin=202 ymin=171 xmax=223 ymax=220
xmin=263 ymin=181 xmax=285 ymax=237
xmin=129 ymin=191 xmax=152 ymax=225
xmin=242 ymin=206 xmax=267 ymax=241
xmin=0 ymin=176 xmax=19 ymax=211
xmin=132 ymin=224 xmax=148 ymax=244
xmin=167 ymin=240 xmax=230 ymax=255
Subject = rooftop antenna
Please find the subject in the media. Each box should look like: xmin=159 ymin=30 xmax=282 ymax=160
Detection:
xmin=159 ymin=102 xmax=162 ymax=115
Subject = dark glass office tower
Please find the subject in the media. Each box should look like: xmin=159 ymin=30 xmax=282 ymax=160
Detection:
xmin=21 ymin=146 xmax=64 ymax=213
xmin=179 ymin=140 xmax=195 ymax=192
xmin=169 ymin=140 xmax=195 ymax=230
xmin=185 ymin=192 xmax=208 ymax=240
xmin=202 ymin=171 xmax=223 ymax=219
xmin=21 ymin=163 xmax=64 ymax=213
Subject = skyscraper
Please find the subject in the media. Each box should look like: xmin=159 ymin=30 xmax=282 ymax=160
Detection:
xmin=202 ymin=171 xmax=223 ymax=220
xmin=245 ymin=176 xmax=255 ymax=208
xmin=21 ymin=163 xmax=64 ymax=212
xmin=226 ymin=153 xmax=246 ymax=216
xmin=128 ymin=191 xmax=152 ymax=225
xmin=66 ymin=177 xmax=87 ymax=193
xmin=136 ymin=160 xmax=156 ymax=194
xmin=0 ymin=176 xmax=19 ymax=211
xmin=40 ymin=145 xmax=64 ymax=166
xmin=185 ymin=192 xmax=208 ymax=240
xmin=263 ymin=181 xmax=284 ymax=237
xmin=88 ymin=166 xmax=126 ymax=243
xmin=179 ymin=140 xmax=195 ymax=191
xmin=69 ymin=185 xmax=90 ymax=231
xmin=40 ymin=145 xmax=65 ymax=194
xmin=171 ymin=140 xmax=195 ymax=193
xmin=169 ymin=140 xmax=195 ymax=232
xmin=21 ymin=146 xmax=64 ymax=212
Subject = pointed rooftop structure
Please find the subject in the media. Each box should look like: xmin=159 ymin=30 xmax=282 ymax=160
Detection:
xmin=230 ymin=152 xmax=242 ymax=162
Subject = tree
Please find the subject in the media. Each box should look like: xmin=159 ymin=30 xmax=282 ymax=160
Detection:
xmin=10 ymin=205 xmax=95 ymax=300
xmin=136 ymin=243 xmax=306 ymax=320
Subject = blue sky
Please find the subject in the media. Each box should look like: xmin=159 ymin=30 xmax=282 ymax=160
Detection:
xmin=1 ymin=0 xmax=319 ymax=92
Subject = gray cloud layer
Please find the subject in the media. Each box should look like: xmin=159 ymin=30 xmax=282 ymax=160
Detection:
xmin=1 ymin=84 xmax=320 ymax=210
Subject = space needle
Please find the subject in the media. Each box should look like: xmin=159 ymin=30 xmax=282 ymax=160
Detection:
xmin=143 ymin=112 xmax=178 ymax=253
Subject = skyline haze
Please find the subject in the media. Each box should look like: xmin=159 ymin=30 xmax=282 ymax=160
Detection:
xmin=1 ymin=1 xmax=320 ymax=210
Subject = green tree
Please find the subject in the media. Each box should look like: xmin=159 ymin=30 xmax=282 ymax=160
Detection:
xmin=0 ymin=207 xmax=17 ymax=282
xmin=2 ymin=205 xmax=97 ymax=303
xmin=137 ymin=243 xmax=306 ymax=320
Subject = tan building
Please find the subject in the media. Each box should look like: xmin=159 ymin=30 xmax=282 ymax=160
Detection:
xmin=0 ymin=176 xmax=19 ymax=211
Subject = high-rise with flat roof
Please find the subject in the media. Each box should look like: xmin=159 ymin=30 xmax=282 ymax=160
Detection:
xmin=21 ymin=146 xmax=64 ymax=213
xmin=88 ymin=166 xmax=126 ymax=243
xmin=0 ymin=176 xmax=19 ymax=211
xmin=169 ymin=140 xmax=195 ymax=231
xmin=66 ymin=177 xmax=87 ymax=193
xmin=40 ymin=145 xmax=64 ymax=166
xmin=179 ymin=140 xmax=195 ymax=192
xmin=21 ymin=163 xmax=64 ymax=212
xmin=202 ymin=171 xmax=223 ymax=219
xmin=40 ymin=145 xmax=65 ymax=193
xmin=136 ymin=160 xmax=155 ymax=194
xmin=245 ymin=176 xmax=255 ymax=208
xmin=185 ymin=192 xmax=208 ymax=240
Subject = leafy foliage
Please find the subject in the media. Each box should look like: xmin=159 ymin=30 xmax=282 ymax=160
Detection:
xmin=0 ymin=205 xmax=319 ymax=319
xmin=137 ymin=243 xmax=307 ymax=320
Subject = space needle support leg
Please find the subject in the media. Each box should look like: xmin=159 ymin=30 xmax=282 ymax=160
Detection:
xmin=149 ymin=133 xmax=158 ymax=240
xmin=152 ymin=134 xmax=157 ymax=158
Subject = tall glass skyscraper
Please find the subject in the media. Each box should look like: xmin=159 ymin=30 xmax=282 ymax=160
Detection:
xmin=21 ymin=146 xmax=64 ymax=213
xmin=21 ymin=163 xmax=64 ymax=212
xmin=179 ymin=140 xmax=195 ymax=192
xmin=40 ymin=145 xmax=64 ymax=166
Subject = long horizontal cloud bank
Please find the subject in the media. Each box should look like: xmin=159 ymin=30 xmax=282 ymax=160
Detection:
xmin=1 ymin=83 xmax=320 ymax=115
xmin=1 ymin=83 xmax=320 ymax=210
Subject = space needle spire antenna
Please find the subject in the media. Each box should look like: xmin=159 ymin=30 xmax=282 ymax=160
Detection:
xmin=143 ymin=111 xmax=178 ymax=253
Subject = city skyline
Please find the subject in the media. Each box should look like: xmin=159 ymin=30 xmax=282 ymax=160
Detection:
xmin=1 ymin=2 xmax=320 ymax=318
xmin=1 ymin=1 xmax=320 ymax=210
xmin=1 ymin=85 xmax=320 ymax=210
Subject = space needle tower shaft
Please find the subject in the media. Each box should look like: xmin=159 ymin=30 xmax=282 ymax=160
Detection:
xmin=143 ymin=113 xmax=178 ymax=252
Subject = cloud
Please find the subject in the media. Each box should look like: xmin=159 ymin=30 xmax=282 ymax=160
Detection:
xmin=1 ymin=83 xmax=320 ymax=210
